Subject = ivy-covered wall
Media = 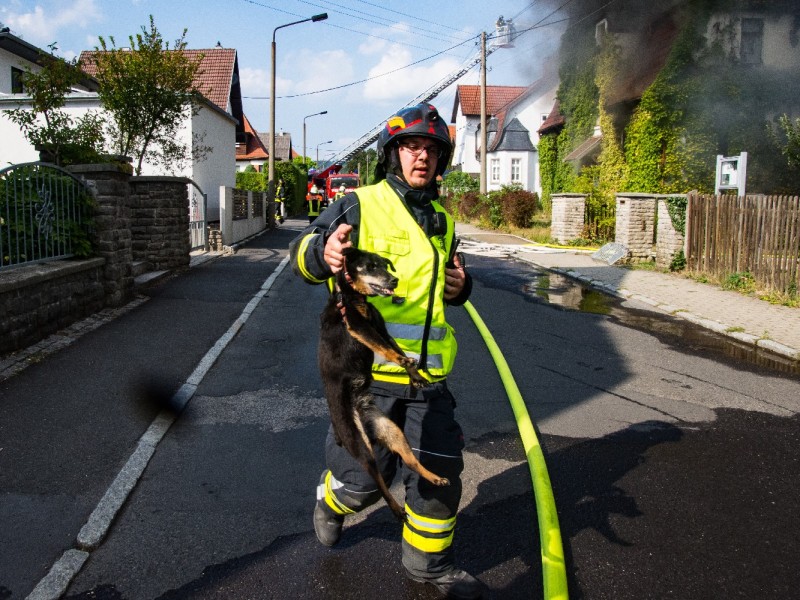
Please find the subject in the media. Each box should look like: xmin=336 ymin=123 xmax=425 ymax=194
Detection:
xmin=540 ymin=0 xmax=800 ymax=215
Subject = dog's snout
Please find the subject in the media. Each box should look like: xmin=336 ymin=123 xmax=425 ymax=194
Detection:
xmin=389 ymin=275 xmax=398 ymax=287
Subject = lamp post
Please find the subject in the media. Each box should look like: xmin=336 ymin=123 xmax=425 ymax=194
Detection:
xmin=316 ymin=140 xmax=333 ymax=165
xmin=303 ymin=110 xmax=327 ymax=170
xmin=269 ymin=12 xmax=328 ymax=199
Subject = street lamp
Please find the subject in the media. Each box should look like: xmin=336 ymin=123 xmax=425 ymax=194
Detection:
xmin=269 ymin=12 xmax=328 ymax=199
xmin=316 ymin=140 xmax=333 ymax=164
xmin=303 ymin=110 xmax=327 ymax=170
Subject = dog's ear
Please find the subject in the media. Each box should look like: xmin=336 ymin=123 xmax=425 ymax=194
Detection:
xmin=384 ymin=257 xmax=396 ymax=272
xmin=341 ymin=247 xmax=357 ymax=257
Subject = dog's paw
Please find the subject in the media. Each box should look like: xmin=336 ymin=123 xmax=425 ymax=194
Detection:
xmin=398 ymin=356 xmax=417 ymax=368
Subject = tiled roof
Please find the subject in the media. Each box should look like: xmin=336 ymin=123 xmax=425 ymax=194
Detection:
xmin=236 ymin=114 xmax=268 ymax=161
xmin=538 ymin=100 xmax=565 ymax=134
xmin=453 ymin=85 xmax=527 ymax=119
xmin=257 ymin=131 xmax=293 ymax=162
xmin=78 ymin=47 xmax=236 ymax=113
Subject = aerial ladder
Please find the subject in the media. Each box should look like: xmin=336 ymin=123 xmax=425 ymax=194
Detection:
xmin=331 ymin=17 xmax=515 ymax=165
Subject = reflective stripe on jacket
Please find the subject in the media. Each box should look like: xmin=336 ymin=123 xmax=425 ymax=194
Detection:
xmin=355 ymin=179 xmax=456 ymax=383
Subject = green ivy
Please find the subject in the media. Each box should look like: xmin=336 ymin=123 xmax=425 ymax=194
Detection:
xmin=665 ymin=196 xmax=688 ymax=235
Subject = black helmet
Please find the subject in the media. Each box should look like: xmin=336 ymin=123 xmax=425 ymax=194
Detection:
xmin=375 ymin=103 xmax=453 ymax=180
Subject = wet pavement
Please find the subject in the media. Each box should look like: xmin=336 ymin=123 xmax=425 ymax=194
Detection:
xmin=455 ymin=225 xmax=800 ymax=365
xmin=2 ymin=219 xmax=799 ymax=600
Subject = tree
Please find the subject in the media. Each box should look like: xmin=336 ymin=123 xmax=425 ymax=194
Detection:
xmin=6 ymin=44 xmax=106 ymax=166
xmin=88 ymin=15 xmax=206 ymax=175
xmin=344 ymin=148 xmax=377 ymax=185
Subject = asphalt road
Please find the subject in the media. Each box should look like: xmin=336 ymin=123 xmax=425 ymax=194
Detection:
xmin=2 ymin=221 xmax=799 ymax=599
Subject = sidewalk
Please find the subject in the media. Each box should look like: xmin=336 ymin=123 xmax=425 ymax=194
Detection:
xmin=455 ymin=223 xmax=800 ymax=362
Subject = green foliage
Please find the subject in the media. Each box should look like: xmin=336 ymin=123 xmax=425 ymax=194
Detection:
xmin=235 ymin=170 xmax=265 ymax=192
xmin=669 ymin=249 xmax=687 ymax=272
xmin=343 ymin=148 xmax=377 ymax=185
xmin=541 ymin=0 xmax=800 ymax=203
xmin=665 ymin=196 xmax=688 ymax=234
xmin=553 ymin=59 xmax=599 ymax=194
xmin=274 ymin=162 xmax=306 ymax=214
xmin=721 ymin=271 xmax=756 ymax=294
xmin=90 ymin=15 xmax=205 ymax=175
xmin=5 ymin=44 xmax=107 ymax=166
xmin=537 ymin=133 xmax=559 ymax=211
xmin=236 ymin=163 xmax=305 ymax=214
xmin=442 ymin=170 xmax=479 ymax=197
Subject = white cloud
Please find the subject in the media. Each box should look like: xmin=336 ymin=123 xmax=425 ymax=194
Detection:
xmin=362 ymin=44 xmax=460 ymax=104
xmin=280 ymin=48 xmax=354 ymax=96
xmin=239 ymin=66 xmax=269 ymax=98
xmin=1 ymin=0 xmax=102 ymax=49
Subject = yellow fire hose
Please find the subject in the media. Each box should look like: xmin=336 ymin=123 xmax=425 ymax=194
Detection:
xmin=463 ymin=300 xmax=569 ymax=600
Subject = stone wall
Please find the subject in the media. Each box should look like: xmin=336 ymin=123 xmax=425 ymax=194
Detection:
xmin=0 ymin=163 xmax=196 ymax=356
xmin=615 ymin=193 xmax=657 ymax=261
xmin=656 ymin=196 xmax=687 ymax=269
xmin=0 ymin=258 xmax=106 ymax=354
xmin=130 ymin=177 xmax=191 ymax=271
xmin=551 ymin=194 xmax=587 ymax=244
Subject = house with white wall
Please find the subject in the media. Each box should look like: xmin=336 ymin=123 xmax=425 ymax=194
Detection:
xmin=0 ymin=30 xmax=240 ymax=222
xmin=450 ymin=70 xmax=558 ymax=195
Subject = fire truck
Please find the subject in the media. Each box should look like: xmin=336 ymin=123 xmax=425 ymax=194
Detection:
xmin=308 ymin=163 xmax=360 ymax=207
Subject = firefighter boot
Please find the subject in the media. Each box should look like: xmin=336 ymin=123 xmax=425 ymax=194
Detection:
xmin=313 ymin=501 xmax=344 ymax=547
xmin=405 ymin=568 xmax=482 ymax=599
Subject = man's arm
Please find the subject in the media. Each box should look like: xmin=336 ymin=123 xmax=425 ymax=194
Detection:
xmin=289 ymin=194 xmax=360 ymax=283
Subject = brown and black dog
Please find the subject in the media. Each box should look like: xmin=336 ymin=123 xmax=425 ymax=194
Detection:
xmin=318 ymin=247 xmax=449 ymax=521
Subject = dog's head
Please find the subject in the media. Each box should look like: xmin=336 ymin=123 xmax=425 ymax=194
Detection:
xmin=342 ymin=247 xmax=398 ymax=297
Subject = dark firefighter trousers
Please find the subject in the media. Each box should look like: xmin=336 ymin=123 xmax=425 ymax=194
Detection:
xmin=316 ymin=380 xmax=465 ymax=578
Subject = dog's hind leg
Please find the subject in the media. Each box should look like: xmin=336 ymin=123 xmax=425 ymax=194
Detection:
xmin=349 ymin=407 xmax=407 ymax=522
xmin=359 ymin=403 xmax=450 ymax=488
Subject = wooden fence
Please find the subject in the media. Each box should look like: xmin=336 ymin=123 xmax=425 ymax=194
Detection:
xmin=686 ymin=192 xmax=800 ymax=294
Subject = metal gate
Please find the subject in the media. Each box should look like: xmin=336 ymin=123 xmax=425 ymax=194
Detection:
xmin=0 ymin=161 xmax=94 ymax=271
xmin=187 ymin=180 xmax=208 ymax=251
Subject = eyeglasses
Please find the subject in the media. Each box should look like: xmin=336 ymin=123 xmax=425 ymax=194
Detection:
xmin=399 ymin=142 xmax=443 ymax=159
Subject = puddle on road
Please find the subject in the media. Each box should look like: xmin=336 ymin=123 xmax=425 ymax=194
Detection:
xmin=521 ymin=270 xmax=800 ymax=378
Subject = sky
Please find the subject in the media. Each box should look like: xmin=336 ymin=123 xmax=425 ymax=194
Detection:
xmin=1 ymin=0 xmax=570 ymax=164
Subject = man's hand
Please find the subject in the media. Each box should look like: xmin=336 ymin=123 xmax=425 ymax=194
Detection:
xmin=324 ymin=224 xmax=353 ymax=274
xmin=443 ymin=253 xmax=466 ymax=301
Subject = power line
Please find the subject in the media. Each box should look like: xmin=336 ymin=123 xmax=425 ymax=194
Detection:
xmin=243 ymin=33 xmax=479 ymax=100
xmin=281 ymin=0 xmax=468 ymax=45
xmin=240 ymin=0 xmax=460 ymax=53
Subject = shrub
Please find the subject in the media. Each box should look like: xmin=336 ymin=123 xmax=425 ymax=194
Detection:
xmin=236 ymin=170 xmax=265 ymax=192
xmin=498 ymin=185 xmax=538 ymax=228
xmin=442 ymin=170 xmax=479 ymax=197
xmin=457 ymin=191 xmax=483 ymax=220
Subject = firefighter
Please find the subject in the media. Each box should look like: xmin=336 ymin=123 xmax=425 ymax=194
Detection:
xmin=275 ymin=178 xmax=286 ymax=224
xmin=334 ymin=184 xmax=347 ymax=201
xmin=306 ymin=184 xmax=322 ymax=224
xmin=289 ymin=104 xmax=480 ymax=599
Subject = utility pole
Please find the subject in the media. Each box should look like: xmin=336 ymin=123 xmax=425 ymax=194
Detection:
xmin=480 ymin=31 xmax=487 ymax=194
